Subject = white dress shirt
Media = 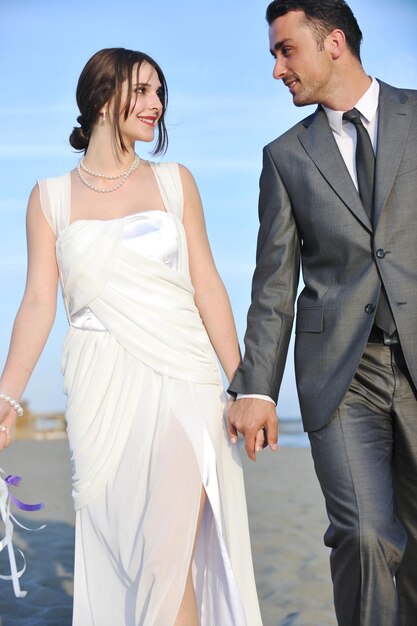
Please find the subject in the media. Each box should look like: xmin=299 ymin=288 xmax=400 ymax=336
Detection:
xmin=322 ymin=77 xmax=380 ymax=187
xmin=236 ymin=78 xmax=380 ymax=406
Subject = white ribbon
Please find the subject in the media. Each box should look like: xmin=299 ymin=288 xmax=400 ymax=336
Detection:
xmin=0 ymin=468 xmax=46 ymax=597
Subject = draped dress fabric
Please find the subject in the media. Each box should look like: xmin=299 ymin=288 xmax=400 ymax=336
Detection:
xmin=37 ymin=162 xmax=262 ymax=626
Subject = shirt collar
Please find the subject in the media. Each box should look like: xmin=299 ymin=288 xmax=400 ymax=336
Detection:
xmin=322 ymin=77 xmax=380 ymax=135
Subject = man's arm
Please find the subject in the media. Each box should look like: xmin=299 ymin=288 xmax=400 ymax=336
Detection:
xmin=228 ymin=145 xmax=300 ymax=458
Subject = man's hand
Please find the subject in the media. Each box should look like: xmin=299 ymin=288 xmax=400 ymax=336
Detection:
xmin=227 ymin=397 xmax=278 ymax=461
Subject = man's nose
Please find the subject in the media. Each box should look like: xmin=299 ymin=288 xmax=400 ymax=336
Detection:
xmin=272 ymin=57 xmax=286 ymax=80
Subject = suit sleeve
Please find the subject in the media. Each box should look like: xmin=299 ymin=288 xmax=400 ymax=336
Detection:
xmin=228 ymin=145 xmax=300 ymax=402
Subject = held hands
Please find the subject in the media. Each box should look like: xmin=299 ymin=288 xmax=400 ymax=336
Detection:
xmin=226 ymin=397 xmax=278 ymax=461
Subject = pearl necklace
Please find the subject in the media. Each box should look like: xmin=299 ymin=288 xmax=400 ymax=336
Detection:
xmin=80 ymin=155 xmax=138 ymax=179
xmin=76 ymin=154 xmax=141 ymax=193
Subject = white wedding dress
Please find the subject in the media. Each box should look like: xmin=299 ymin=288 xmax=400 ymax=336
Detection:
xmin=38 ymin=162 xmax=262 ymax=626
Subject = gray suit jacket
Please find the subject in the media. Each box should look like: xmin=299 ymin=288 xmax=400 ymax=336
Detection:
xmin=229 ymin=80 xmax=417 ymax=431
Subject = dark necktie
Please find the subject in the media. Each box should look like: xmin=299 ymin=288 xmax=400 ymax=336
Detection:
xmin=343 ymin=108 xmax=375 ymax=219
xmin=343 ymin=108 xmax=396 ymax=336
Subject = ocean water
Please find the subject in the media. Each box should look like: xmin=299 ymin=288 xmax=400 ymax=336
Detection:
xmin=279 ymin=416 xmax=310 ymax=448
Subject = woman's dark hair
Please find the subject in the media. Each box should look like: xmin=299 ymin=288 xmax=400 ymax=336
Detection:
xmin=266 ymin=0 xmax=363 ymax=61
xmin=69 ymin=48 xmax=168 ymax=156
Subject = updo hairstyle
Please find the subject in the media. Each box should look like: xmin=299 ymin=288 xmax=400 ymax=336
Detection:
xmin=69 ymin=48 xmax=168 ymax=155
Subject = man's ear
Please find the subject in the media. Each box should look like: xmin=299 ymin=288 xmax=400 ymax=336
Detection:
xmin=325 ymin=28 xmax=346 ymax=60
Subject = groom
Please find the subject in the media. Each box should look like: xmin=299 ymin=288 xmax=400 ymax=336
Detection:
xmin=227 ymin=1 xmax=417 ymax=624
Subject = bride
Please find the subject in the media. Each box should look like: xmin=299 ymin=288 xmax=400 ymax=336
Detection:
xmin=0 ymin=48 xmax=262 ymax=625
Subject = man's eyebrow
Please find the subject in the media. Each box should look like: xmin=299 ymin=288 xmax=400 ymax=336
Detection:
xmin=269 ymin=38 xmax=293 ymax=56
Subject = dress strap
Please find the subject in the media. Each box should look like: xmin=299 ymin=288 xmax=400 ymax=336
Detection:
xmin=149 ymin=162 xmax=184 ymax=220
xmin=37 ymin=172 xmax=71 ymax=236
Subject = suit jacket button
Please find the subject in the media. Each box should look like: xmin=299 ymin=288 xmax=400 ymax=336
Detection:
xmin=365 ymin=304 xmax=375 ymax=314
xmin=376 ymin=249 xmax=386 ymax=258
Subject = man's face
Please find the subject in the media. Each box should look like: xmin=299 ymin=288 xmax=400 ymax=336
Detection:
xmin=269 ymin=10 xmax=333 ymax=107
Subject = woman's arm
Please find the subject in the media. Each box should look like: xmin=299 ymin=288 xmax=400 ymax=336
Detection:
xmin=180 ymin=165 xmax=240 ymax=383
xmin=0 ymin=185 xmax=59 ymax=447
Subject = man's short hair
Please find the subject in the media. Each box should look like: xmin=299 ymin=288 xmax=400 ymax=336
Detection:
xmin=266 ymin=0 xmax=363 ymax=61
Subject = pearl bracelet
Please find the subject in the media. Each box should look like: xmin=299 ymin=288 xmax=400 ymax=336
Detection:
xmin=0 ymin=393 xmax=24 ymax=417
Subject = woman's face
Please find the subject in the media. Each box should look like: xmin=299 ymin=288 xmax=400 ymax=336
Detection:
xmin=118 ymin=61 xmax=164 ymax=146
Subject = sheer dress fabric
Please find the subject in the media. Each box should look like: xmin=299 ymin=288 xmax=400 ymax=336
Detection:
xmin=37 ymin=163 xmax=262 ymax=626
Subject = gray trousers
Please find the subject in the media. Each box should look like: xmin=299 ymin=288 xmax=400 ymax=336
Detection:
xmin=309 ymin=342 xmax=417 ymax=626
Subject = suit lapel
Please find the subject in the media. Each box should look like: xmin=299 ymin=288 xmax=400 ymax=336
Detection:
xmin=298 ymin=107 xmax=372 ymax=231
xmin=373 ymin=81 xmax=413 ymax=226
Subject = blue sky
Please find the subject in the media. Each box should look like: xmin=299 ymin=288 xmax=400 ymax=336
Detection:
xmin=0 ymin=0 xmax=416 ymax=414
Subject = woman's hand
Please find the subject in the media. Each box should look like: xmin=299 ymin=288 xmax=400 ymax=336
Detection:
xmin=227 ymin=397 xmax=278 ymax=461
xmin=0 ymin=404 xmax=17 ymax=450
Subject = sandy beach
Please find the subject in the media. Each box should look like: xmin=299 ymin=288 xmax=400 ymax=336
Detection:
xmin=0 ymin=439 xmax=336 ymax=626
xmin=241 ymin=448 xmax=336 ymax=626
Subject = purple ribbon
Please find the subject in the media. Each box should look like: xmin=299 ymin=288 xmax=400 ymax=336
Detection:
xmin=5 ymin=475 xmax=44 ymax=512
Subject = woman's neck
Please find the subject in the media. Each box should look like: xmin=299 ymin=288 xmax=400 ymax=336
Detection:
xmin=84 ymin=133 xmax=136 ymax=177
